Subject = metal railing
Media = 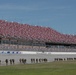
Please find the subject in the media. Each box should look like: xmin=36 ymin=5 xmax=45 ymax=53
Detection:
xmin=0 ymin=44 xmax=76 ymax=52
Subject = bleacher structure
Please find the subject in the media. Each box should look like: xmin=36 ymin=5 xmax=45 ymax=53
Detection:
xmin=0 ymin=20 xmax=76 ymax=65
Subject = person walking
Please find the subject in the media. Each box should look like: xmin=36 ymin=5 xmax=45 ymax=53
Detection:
xmin=12 ymin=59 xmax=15 ymax=64
xmin=5 ymin=59 xmax=8 ymax=65
xmin=9 ymin=59 xmax=12 ymax=65
xmin=0 ymin=60 xmax=1 ymax=65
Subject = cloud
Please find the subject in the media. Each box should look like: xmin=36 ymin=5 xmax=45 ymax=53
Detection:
xmin=0 ymin=4 xmax=33 ymax=10
xmin=0 ymin=4 xmax=48 ymax=11
xmin=0 ymin=3 xmax=70 ymax=11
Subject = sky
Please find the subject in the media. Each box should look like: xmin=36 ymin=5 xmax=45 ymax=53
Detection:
xmin=0 ymin=0 xmax=76 ymax=34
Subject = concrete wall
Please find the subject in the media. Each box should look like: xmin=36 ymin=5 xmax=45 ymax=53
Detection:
xmin=0 ymin=51 xmax=76 ymax=66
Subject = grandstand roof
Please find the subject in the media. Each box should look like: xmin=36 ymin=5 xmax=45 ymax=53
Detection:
xmin=0 ymin=20 xmax=76 ymax=44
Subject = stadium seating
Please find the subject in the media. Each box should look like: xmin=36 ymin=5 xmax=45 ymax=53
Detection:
xmin=0 ymin=20 xmax=76 ymax=52
xmin=0 ymin=19 xmax=76 ymax=44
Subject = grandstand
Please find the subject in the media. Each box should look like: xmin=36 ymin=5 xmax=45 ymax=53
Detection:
xmin=0 ymin=19 xmax=76 ymax=65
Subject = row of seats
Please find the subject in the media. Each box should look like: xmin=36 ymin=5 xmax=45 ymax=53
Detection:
xmin=0 ymin=20 xmax=76 ymax=44
xmin=0 ymin=44 xmax=76 ymax=52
